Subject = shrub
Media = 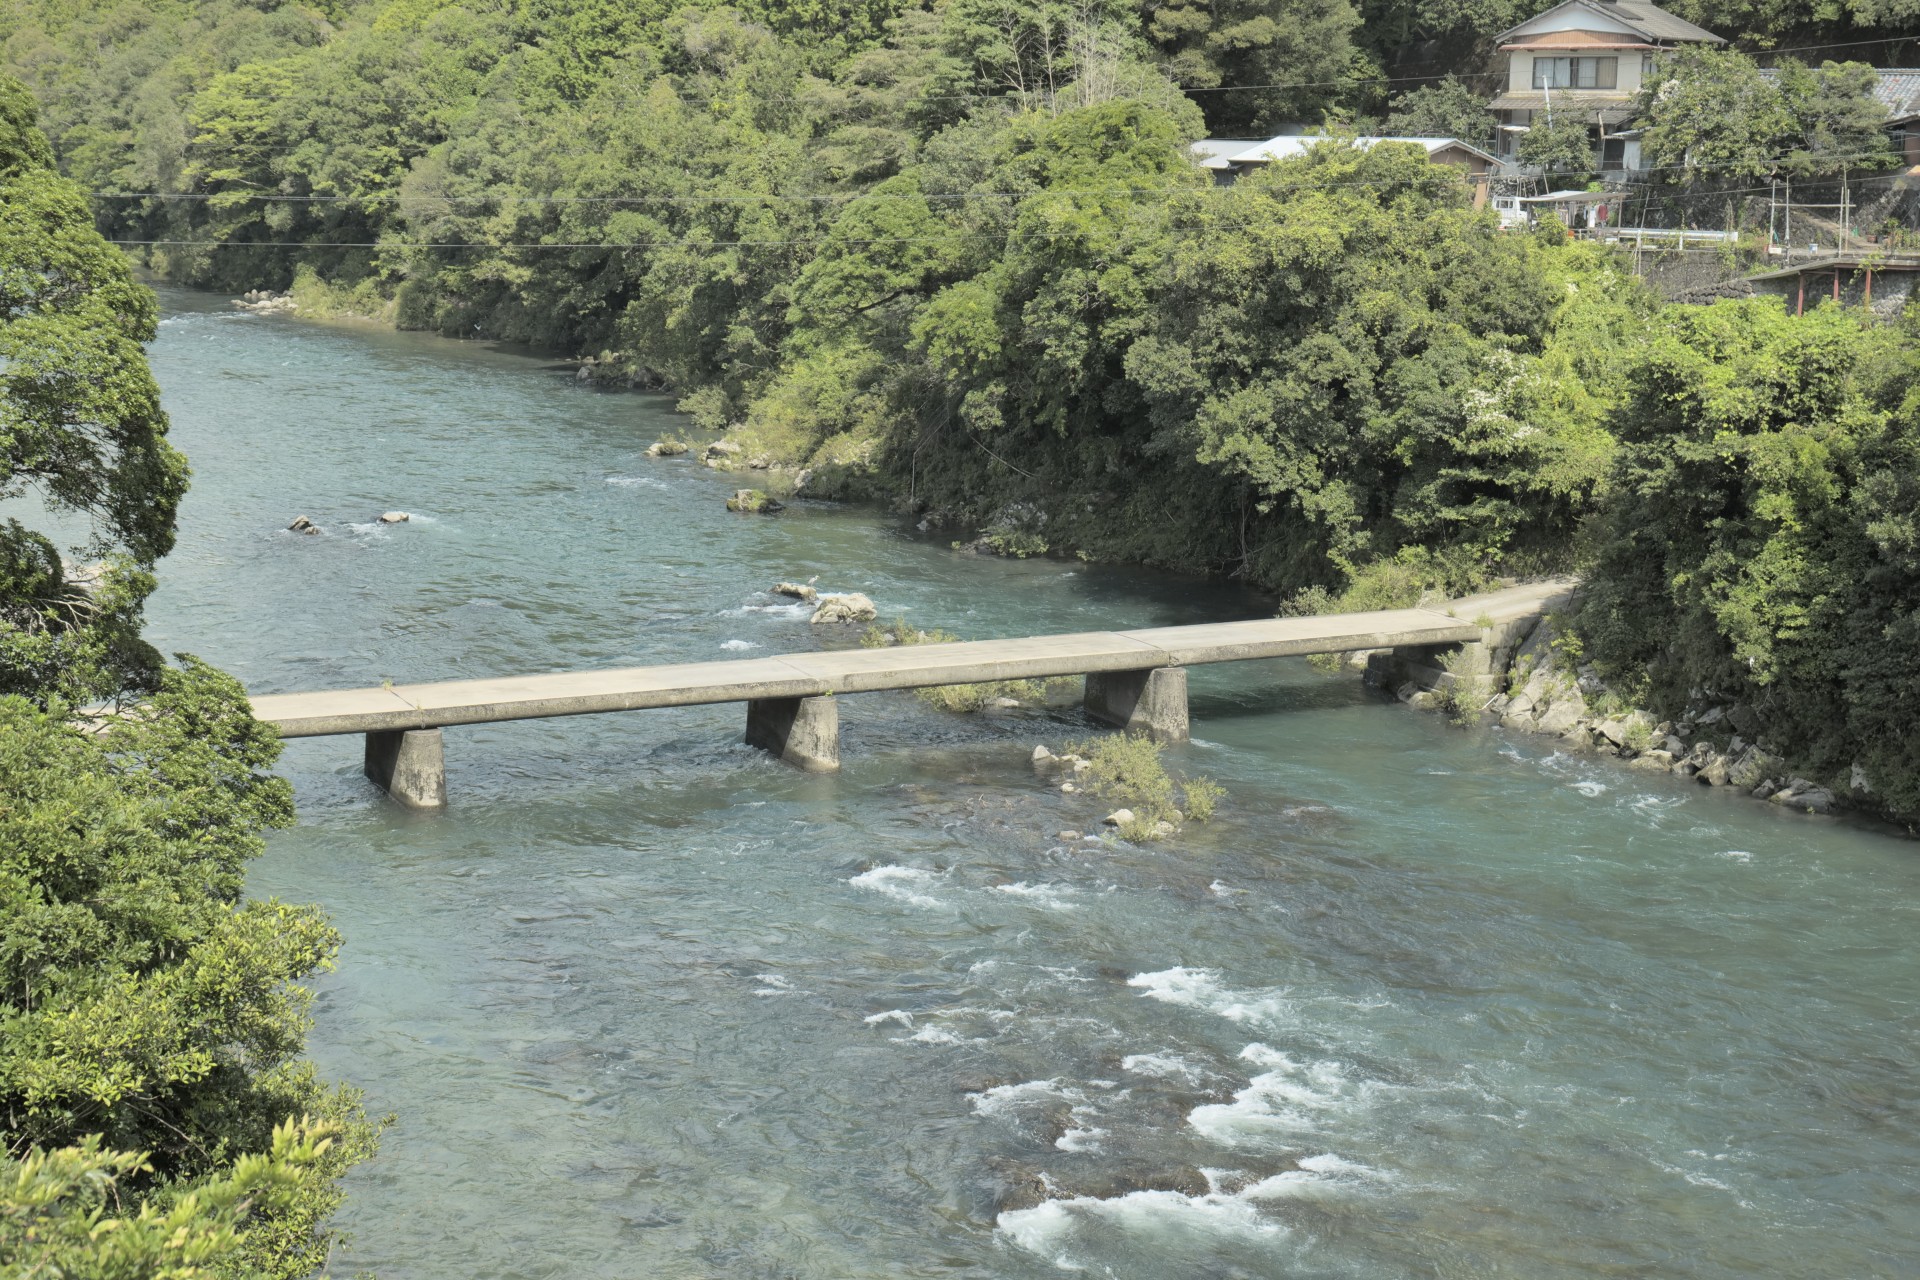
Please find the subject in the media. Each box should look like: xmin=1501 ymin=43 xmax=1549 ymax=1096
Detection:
xmin=1063 ymin=732 xmax=1224 ymax=840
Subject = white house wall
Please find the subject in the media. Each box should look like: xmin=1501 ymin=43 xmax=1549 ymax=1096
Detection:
xmin=1506 ymin=49 xmax=1652 ymax=94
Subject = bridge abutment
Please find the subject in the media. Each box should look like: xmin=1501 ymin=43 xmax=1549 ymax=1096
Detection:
xmin=1084 ymin=666 xmax=1189 ymax=743
xmin=365 ymin=728 xmax=448 ymax=808
xmin=745 ymin=694 xmax=840 ymax=771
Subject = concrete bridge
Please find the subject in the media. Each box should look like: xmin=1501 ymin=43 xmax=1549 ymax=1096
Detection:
xmin=248 ymin=581 xmax=1574 ymax=808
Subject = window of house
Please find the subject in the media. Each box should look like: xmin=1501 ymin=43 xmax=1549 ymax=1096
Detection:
xmin=1532 ymin=56 xmax=1619 ymax=89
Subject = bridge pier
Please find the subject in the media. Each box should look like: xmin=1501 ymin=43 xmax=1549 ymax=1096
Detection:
xmin=745 ymin=694 xmax=840 ymax=772
xmin=1084 ymin=666 xmax=1188 ymax=743
xmin=365 ymin=728 xmax=447 ymax=809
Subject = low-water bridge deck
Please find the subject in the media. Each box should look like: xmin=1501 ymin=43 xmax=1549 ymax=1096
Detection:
xmin=249 ymin=581 xmax=1572 ymax=808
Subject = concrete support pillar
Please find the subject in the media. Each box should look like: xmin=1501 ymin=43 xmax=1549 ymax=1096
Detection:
xmin=365 ymin=728 xmax=447 ymax=809
xmin=1084 ymin=667 xmax=1189 ymax=743
xmin=745 ymin=695 xmax=840 ymax=772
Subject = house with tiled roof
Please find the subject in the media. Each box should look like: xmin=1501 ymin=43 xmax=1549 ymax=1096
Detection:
xmin=1488 ymin=0 xmax=1724 ymax=174
xmin=1863 ymin=69 xmax=1920 ymax=163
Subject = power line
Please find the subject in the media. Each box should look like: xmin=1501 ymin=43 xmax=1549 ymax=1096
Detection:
xmin=81 ymin=145 xmax=1910 ymax=208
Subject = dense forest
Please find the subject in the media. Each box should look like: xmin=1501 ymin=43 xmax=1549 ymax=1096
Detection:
xmin=0 ymin=0 xmax=1914 ymax=816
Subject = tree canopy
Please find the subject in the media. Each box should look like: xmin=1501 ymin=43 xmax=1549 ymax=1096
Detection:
xmin=0 ymin=75 xmax=187 ymax=704
xmin=0 ymin=71 xmax=377 ymax=1279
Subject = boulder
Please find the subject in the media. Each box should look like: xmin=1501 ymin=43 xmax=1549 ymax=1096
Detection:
xmin=1534 ymin=689 xmax=1588 ymax=736
xmin=1501 ymin=710 xmax=1539 ymax=732
xmin=575 ymin=364 xmax=593 ymax=382
xmin=1725 ymin=747 xmax=1783 ymax=791
xmin=1596 ymin=717 xmax=1631 ymax=748
xmin=810 ymin=592 xmax=877 ymax=624
xmin=646 ymin=440 xmax=689 ymax=457
xmin=287 ymin=515 xmax=319 ymax=535
xmin=771 ymin=581 xmax=819 ymax=602
xmin=1628 ymin=749 xmax=1675 ymax=772
xmin=1770 ymin=781 xmax=1836 ymax=814
xmin=704 ymin=439 xmax=743 ymax=466
xmin=1057 ymin=830 xmax=1081 ymax=841
xmin=1407 ymin=690 xmax=1438 ymax=711
xmin=988 ymin=696 xmax=1022 ymax=710
xmin=1850 ymin=763 xmax=1873 ymax=795
xmin=1102 ymin=809 xmax=1135 ymax=827
xmin=378 ymin=511 xmax=410 ymax=524
xmin=1699 ymin=754 xmax=1731 ymax=787
xmin=1033 ymin=746 xmax=1056 ymax=764
xmin=727 ymin=489 xmax=783 ymax=514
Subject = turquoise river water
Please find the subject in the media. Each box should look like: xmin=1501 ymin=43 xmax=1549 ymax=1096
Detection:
xmin=131 ymin=290 xmax=1917 ymax=1278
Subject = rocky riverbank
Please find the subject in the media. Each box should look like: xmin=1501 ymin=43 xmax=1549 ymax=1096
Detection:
xmin=1374 ymin=610 xmax=1881 ymax=823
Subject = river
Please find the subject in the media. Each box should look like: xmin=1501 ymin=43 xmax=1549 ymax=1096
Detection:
xmin=138 ymin=290 xmax=1919 ymax=1278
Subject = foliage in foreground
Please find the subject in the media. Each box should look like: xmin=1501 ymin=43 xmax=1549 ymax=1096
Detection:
xmin=0 ymin=661 xmax=382 ymax=1277
xmin=1 ymin=1121 xmax=342 ymax=1280
xmin=1577 ymin=300 xmax=1920 ymax=817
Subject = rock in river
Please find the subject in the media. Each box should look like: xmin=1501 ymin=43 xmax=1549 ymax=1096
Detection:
xmin=772 ymin=581 xmax=819 ymax=602
xmin=810 ymin=592 xmax=876 ymax=624
xmin=287 ymin=515 xmax=319 ymax=534
xmin=378 ymin=511 xmax=411 ymax=524
xmin=727 ymin=489 xmax=783 ymax=514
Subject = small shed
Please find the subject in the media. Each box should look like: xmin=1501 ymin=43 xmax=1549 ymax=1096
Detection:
xmin=1191 ymin=135 xmax=1498 ymax=204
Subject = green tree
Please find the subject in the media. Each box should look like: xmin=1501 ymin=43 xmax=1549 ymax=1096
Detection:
xmin=1578 ymin=299 xmax=1920 ymax=817
xmin=1125 ymin=141 xmax=1571 ymax=587
xmin=1515 ymin=108 xmax=1596 ymax=178
xmin=1638 ymin=46 xmax=1795 ymax=181
xmin=1141 ymin=0 xmax=1364 ymax=133
xmin=1384 ymin=75 xmax=1495 ymax=142
xmin=0 ymin=75 xmax=187 ymax=705
xmin=1775 ymin=58 xmax=1897 ymax=179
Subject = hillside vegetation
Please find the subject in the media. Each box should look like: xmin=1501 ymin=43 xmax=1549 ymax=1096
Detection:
xmin=1 ymin=0 xmax=1916 ymax=818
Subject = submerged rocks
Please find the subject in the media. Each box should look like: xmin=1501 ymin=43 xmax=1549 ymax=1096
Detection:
xmin=810 ymin=592 xmax=876 ymax=624
xmin=727 ymin=489 xmax=783 ymax=514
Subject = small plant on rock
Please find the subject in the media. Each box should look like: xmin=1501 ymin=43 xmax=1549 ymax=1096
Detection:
xmin=1062 ymin=732 xmax=1224 ymax=841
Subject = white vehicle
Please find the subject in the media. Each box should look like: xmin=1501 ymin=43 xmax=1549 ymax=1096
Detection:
xmin=1491 ymin=194 xmax=1529 ymax=229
